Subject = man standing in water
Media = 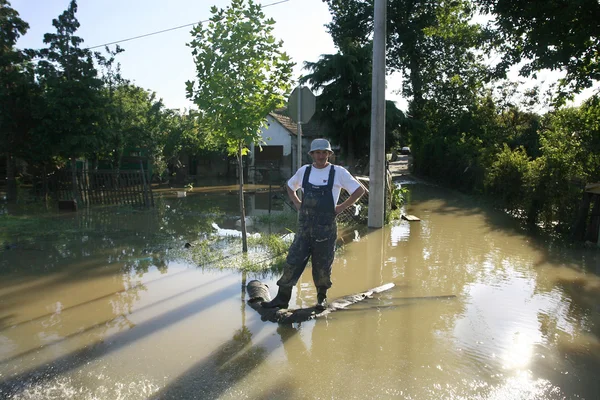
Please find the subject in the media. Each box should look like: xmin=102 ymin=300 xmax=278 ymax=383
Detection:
xmin=262 ymin=138 xmax=365 ymax=311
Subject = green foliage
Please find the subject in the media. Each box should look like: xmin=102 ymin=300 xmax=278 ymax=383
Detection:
xmin=96 ymin=81 xmax=169 ymax=173
xmin=252 ymin=211 xmax=297 ymax=230
xmin=387 ymin=0 xmax=488 ymax=120
xmin=35 ymin=0 xmax=105 ymax=161
xmin=390 ymin=184 xmax=407 ymax=210
xmin=484 ymin=144 xmax=531 ymax=216
xmin=186 ymin=0 xmax=294 ymax=155
xmin=320 ymin=0 xmax=487 ymax=177
xmin=0 ymin=0 xmax=37 ymax=200
xmin=526 ymin=98 xmax=600 ymax=230
xmin=478 ymin=95 xmax=600 ymax=234
xmin=385 ymin=184 xmax=408 ymax=223
xmin=319 ymin=0 xmax=599 ymax=241
xmin=476 ymin=0 xmax=600 ymax=102
xmin=180 ymin=232 xmax=289 ymax=272
xmin=323 ymin=0 xmax=372 ymax=48
xmin=243 ymin=233 xmax=289 ymax=271
xmin=185 ymin=237 xmax=226 ymax=267
xmin=300 ymin=43 xmax=372 ymax=159
xmin=162 ymin=109 xmax=221 ymax=173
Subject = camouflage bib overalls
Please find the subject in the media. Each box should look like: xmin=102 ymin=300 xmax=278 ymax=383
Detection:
xmin=277 ymin=165 xmax=337 ymax=290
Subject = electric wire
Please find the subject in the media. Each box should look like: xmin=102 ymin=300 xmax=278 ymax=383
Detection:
xmin=85 ymin=0 xmax=291 ymax=50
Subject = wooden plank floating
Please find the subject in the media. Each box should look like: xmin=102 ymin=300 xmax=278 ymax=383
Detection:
xmin=246 ymin=280 xmax=395 ymax=324
xmin=401 ymin=214 xmax=420 ymax=221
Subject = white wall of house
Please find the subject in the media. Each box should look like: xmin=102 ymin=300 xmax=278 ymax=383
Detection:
xmin=257 ymin=115 xmax=292 ymax=155
xmin=248 ymin=114 xmax=295 ymax=181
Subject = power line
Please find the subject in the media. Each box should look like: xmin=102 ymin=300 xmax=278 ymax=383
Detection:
xmin=85 ymin=0 xmax=291 ymax=50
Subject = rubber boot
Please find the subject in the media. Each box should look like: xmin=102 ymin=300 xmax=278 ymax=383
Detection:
xmin=315 ymin=289 xmax=328 ymax=311
xmin=261 ymin=286 xmax=292 ymax=309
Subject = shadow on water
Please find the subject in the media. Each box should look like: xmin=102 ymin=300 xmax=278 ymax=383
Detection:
xmin=417 ymin=184 xmax=600 ymax=272
xmin=409 ymin=184 xmax=600 ymax=287
xmin=0 ymin=279 xmax=238 ymax=398
xmin=0 ymin=274 xmax=231 ymax=366
xmin=148 ymin=323 xmax=269 ymax=399
xmin=0 ymin=262 xmax=210 ymax=332
xmin=149 ymin=306 xmax=302 ymax=399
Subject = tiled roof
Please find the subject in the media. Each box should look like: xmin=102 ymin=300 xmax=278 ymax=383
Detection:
xmin=269 ymin=107 xmax=328 ymax=138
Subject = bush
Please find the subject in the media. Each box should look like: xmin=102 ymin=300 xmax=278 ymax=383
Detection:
xmin=484 ymin=144 xmax=531 ymax=216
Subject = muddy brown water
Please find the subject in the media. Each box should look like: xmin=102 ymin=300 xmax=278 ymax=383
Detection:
xmin=1 ymin=180 xmax=599 ymax=399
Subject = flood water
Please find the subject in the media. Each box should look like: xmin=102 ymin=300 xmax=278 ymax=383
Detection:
xmin=1 ymin=179 xmax=599 ymax=399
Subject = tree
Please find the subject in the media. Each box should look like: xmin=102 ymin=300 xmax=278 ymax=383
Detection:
xmin=323 ymin=0 xmax=372 ymax=49
xmin=301 ymin=41 xmax=404 ymax=168
xmin=321 ymin=0 xmax=487 ymax=172
xmin=94 ymin=45 xmax=128 ymax=171
xmin=386 ymin=0 xmax=487 ymax=121
xmin=35 ymin=0 xmax=104 ymax=199
xmin=301 ymin=43 xmax=372 ymax=167
xmin=161 ymin=109 xmax=221 ymax=181
xmin=476 ymin=0 xmax=600 ymax=103
xmin=0 ymin=0 xmax=36 ymax=201
xmin=187 ymin=0 xmax=293 ymax=252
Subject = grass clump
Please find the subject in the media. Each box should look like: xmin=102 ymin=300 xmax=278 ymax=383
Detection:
xmin=179 ymin=232 xmax=292 ymax=273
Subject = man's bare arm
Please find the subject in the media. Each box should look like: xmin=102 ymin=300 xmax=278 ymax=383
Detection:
xmin=286 ymin=184 xmax=302 ymax=211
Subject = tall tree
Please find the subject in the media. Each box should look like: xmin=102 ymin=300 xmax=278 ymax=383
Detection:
xmin=324 ymin=0 xmax=372 ymax=48
xmin=35 ymin=0 xmax=104 ymax=199
xmin=187 ymin=0 xmax=293 ymax=252
xmin=94 ymin=45 xmax=127 ymax=171
xmin=0 ymin=0 xmax=36 ymax=201
xmin=301 ymin=41 xmax=404 ymax=168
xmin=301 ymin=42 xmax=372 ymax=167
xmin=476 ymin=0 xmax=600 ymax=103
xmin=386 ymin=0 xmax=487 ymax=119
xmin=321 ymin=1 xmax=486 ymax=166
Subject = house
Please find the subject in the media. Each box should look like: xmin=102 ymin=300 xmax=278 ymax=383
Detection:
xmin=249 ymin=108 xmax=332 ymax=182
xmin=176 ymin=107 xmax=333 ymax=184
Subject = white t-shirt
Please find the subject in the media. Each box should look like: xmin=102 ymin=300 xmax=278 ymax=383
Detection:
xmin=287 ymin=164 xmax=361 ymax=206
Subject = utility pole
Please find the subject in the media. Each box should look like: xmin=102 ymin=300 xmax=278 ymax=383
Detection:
xmin=368 ymin=0 xmax=386 ymax=228
xmin=296 ymin=87 xmax=303 ymax=171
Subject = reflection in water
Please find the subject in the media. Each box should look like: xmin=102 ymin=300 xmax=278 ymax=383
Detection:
xmin=0 ymin=186 xmax=599 ymax=399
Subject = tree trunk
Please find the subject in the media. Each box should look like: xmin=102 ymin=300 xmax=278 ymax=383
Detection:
xmin=5 ymin=152 xmax=17 ymax=202
xmin=238 ymin=142 xmax=248 ymax=252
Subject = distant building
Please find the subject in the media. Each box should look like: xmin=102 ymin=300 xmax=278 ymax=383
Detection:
xmin=251 ymin=108 xmax=333 ymax=181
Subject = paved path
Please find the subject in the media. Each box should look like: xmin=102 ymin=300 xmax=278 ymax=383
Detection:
xmin=388 ymin=155 xmax=411 ymax=180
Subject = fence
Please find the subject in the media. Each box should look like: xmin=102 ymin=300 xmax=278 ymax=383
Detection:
xmin=336 ymin=170 xmax=394 ymax=225
xmin=42 ymin=169 xmax=154 ymax=207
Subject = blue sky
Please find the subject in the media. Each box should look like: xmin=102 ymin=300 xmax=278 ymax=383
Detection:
xmin=10 ymin=0 xmax=407 ymax=111
xmin=11 ymin=0 xmax=593 ymax=113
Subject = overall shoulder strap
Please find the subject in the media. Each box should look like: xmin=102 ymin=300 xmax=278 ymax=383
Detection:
xmin=327 ymin=165 xmax=335 ymax=190
xmin=302 ymin=165 xmax=312 ymax=189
